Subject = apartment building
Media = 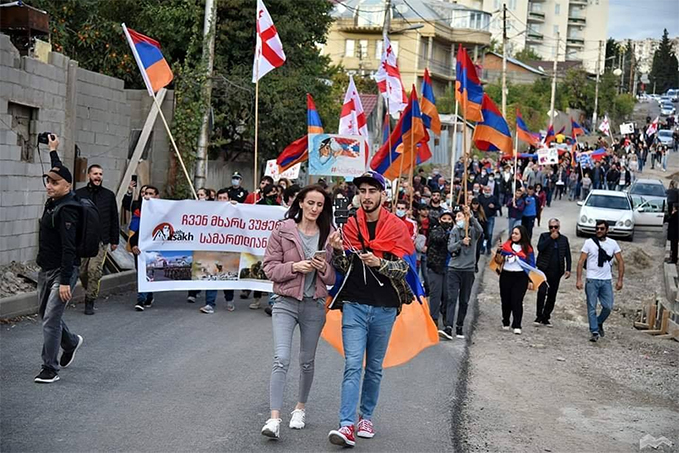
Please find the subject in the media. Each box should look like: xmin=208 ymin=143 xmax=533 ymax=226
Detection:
xmin=321 ymin=0 xmax=492 ymax=97
xmin=455 ymin=0 xmax=608 ymax=74
xmin=630 ymin=36 xmax=679 ymax=75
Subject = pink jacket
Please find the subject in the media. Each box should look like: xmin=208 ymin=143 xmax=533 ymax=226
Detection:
xmin=263 ymin=219 xmax=335 ymax=301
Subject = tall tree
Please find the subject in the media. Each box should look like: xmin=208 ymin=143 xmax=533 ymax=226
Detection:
xmin=650 ymin=29 xmax=679 ymax=94
xmin=604 ymin=38 xmax=619 ymax=72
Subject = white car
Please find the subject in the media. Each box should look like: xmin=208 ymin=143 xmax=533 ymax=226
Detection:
xmin=576 ymin=190 xmax=663 ymax=241
xmin=660 ymin=103 xmax=676 ymax=116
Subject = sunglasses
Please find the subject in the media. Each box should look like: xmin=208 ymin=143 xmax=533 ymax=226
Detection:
xmin=596 ymin=226 xmax=607 ymax=231
xmin=548 ymin=225 xmax=559 ymax=230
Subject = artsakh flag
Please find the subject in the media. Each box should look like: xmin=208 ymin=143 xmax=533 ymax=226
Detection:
xmin=122 ymin=24 xmax=173 ymax=96
xmin=252 ymin=0 xmax=286 ymax=83
xmin=455 ymin=44 xmax=483 ymax=122
xmin=339 ymin=75 xmax=371 ymax=162
xmin=375 ymin=35 xmax=408 ymax=115
xmin=420 ymin=68 xmax=441 ymax=135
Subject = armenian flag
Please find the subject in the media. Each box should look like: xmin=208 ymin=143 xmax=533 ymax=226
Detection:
xmin=370 ymin=87 xmax=427 ymax=180
xmin=122 ymin=24 xmax=173 ymax=96
xmin=420 ymin=68 xmax=441 ymax=135
xmin=455 ymin=44 xmax=483 ymax=122
xmin=489 ymin=241 xmax=546 ymax=291
xmin=276 ymin=94 xmax=324 ymax=172
xmin=571 ymin=118 xmax=584 ymax=138
xmin=473 ymin=94 xmax=513 ymax=156
xmin=516 ymin=109 xmax=539 ymax=147
xmin=544 ymin=124 xmax=555 ymax=146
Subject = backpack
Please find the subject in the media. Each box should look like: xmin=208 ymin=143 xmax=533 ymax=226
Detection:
xmin=53 ymin=195 xmax=102 ymax=258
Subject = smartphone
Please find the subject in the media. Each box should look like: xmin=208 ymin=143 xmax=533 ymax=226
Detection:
xmin=132 ymin=175 xmax=138 ymax=183
xmin=313 ymin=250 xmax=326 ymax=260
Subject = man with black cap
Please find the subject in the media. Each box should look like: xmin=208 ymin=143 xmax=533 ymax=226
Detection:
xmin=426 ymin=210 xmax=454 ymax=327
xmin=226 ymin=171 xmax=248 ymax=203
xmin=326 ymin=171 xmax=414 ymax=447
xmin=75 ymin=164 xmax=119 ymax=315
xmin=34 ymin=134 xmax=84 ymax=383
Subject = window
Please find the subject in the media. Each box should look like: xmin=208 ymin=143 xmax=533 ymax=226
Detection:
xmin=553 ymin=25 xmax=559 ymax=36
xmin=375 ymin=40 xmax=383 ymax=58
xmin=509 ymin=0 xmax=517 ymax=10
xmin=8 ymin=102 xmax=38 ymax=162
xmin=555 ymin=3 xmax=560 ymax=15
xmin=493 ymin=0 xmax=500 ymax=9
xmin=356 ymin=5 xmax=383 ymax=27
xmin=358 ymin=39 xmax=368 ymax=59
xmin=531 ymin=2 xmax=542 ymax=12
xmin=345 ymin=39 xmax=355 ymax=57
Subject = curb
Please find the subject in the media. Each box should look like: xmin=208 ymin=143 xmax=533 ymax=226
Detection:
xmin=0 ymin=270 xmax=137 ymax=319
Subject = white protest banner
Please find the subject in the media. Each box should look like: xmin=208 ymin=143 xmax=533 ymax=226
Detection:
xmin=619 ymin=122 xmax=634 ymax=135
xmin=308 ymin=133 xmax=366 ymax=177
xmin=537 ymin=147 xmax=558 ymax=165
xmin=265 ymin=158 xmax=301 ymax=181
xmin=137 ymin=199 xmax=286 ymax=292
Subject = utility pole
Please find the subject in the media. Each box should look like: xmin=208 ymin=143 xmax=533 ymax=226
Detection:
xmin=548 ymin=32 xmax=559 ymax=127
xmin=375 ymin=0 xmax=391 ymax=154
xmin=629 ymin=42 xmax=635 ymax=94
xmin=592 ymin=40 xmax=603 ymax=129
xmin=194 ymin=0 xmax=217 ymax=189
xmin=618 ymin=52 xmax=624 ymax=94
xmin=501 ymin=3 xmax=508 ymax=117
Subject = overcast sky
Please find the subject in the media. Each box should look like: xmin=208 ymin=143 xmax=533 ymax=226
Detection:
xmin=608 ymin=0 xmax=679 ymax=40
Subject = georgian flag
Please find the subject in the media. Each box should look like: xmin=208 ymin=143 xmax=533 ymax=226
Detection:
xmin=646 ymin=116 xmax=659 ymax=137
xmin=252 ymin=0 xmax=286 ymax=83
xmin=338 ymin=75 xmax=371 ymax=162
xmin=374 ymin=35 xmax=407 ymax=115
xmin=598 ymin=115 xmax=611 ymax=137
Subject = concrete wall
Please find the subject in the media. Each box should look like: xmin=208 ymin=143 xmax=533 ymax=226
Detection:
xmin=0 ymin=33 xmax=173 ymax=266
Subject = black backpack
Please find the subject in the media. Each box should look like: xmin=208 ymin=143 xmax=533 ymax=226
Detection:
xmin=53 ymin=195 xmax=102 ymax=258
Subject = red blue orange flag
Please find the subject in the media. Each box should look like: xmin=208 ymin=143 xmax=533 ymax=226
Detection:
xmin=455 ymin=45 xmax=483 ymax=122
xmin=122 ymin=24 xmax=173 ymax=96
xmin=277 ymin=94 xmax=324 ymax=172
xmin=557 ymin=126 xmax=566 ymax=135
xmin=420 ymin=69 xmax=441 ymax=135
xmin=516 ymin=109 xmax=539 ymax=147
xmin=571 ymin=118 xmax=584 ymax=138
xmin=544 ymin=124 xmax=555 ymax=145
xmin=473 ymin=94 xmax=513 ymax=156
xmin=370 ymin=87 xmax=427 ymax=180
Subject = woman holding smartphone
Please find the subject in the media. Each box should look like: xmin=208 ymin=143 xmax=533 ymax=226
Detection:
xmin=260 ymin=185 xmax=336 ymax=439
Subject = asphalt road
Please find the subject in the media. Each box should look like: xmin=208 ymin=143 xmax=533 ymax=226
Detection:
xmin=1 ymin=286 xmax=471 ymax=452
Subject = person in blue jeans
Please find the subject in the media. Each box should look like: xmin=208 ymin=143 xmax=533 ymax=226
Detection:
xmin=130 ymin=186 xmax=160 ymax=311
xmin=520 ymin=186 xmax=538 ymax=240
xmin=576 ymin=220 xmax=625 ymax=342
xmin=326 ymin=171 xmax=414 ymax=448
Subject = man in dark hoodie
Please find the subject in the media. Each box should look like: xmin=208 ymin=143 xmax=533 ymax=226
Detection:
xmin=34 ymin=134 xmax=84 ymax=384
xmin=75 ymin=164 xmax=119 ymax=315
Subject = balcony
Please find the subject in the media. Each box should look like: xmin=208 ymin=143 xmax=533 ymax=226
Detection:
xmin=569 ymin=0 xmax=588 ymax=5
xmin=528 ymin=11 xmax=545 ymax=23
xmin=526 ymin=31 xmax=544 ymax=44
xmin=568 ymin=15 xmax=586 ymax=25
xmin=566 ymin=37 xmax=585 ymax=48
xmin=419 ymin=56 xmax=453 ymax=78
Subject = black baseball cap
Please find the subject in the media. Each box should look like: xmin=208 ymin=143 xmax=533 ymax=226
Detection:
xmin=44 ymin=165 xmax=73 ymax=184
xmin=353 ymin=170 xmax=386 ymax=190
xmin=231 ymin=171 xmax=242 ymax=179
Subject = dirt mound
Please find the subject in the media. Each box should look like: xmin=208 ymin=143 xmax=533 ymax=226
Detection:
xmin=627 ymin=248 xmax=653 ymax=273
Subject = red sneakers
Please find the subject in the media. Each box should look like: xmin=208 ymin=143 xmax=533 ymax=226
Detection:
xmin=357 ymin=417 xmax=375 ymax=438
xmin=328 ymin=425 xmax=356 ymax=447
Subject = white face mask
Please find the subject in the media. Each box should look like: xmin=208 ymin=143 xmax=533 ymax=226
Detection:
xmin=396 ymin=209 xmax=406 ymax=218
xmin=456 ymin=220 xmax=465 ymax=229
xmin=231 ymin=178 xmax=241 ymax=187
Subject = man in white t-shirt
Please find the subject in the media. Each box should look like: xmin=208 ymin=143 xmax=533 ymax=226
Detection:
xmin=576 ymin=220 xmax=625 ymax=342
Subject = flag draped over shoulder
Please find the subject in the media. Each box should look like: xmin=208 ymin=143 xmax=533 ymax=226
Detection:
xmin=489 ymin=241 xmax=546 ymax=291
xmin=321 ymin=208 xmax=438 ymax=368
xmin=122 ymin=24 xmax=173 ymax=96
xmin=516 ymin=109 xmax=539 ymax=147
xmin=455 ymin=44 xmax=483 ymax=122
xmin=420 ymin=68 xmax=441 ymax=135
xmin=252 ymin=0 xmax=285 ymax=83
xmin=370 ymin=87 xmax=427 ymax=180
xmin=276 ymin=94 xmax=323 ymax=172
xmin=473 ymin=94 xmax=513 ymax=156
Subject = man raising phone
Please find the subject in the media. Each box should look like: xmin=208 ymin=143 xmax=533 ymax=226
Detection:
xmin=326 ymin=171 xmax=414 ymax=447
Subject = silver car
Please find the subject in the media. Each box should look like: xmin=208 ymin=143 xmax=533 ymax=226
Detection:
xmin=628 ymin=178 xmax=667 ymax=208
xmin=657 ymin=129 xmax=675 ymax=148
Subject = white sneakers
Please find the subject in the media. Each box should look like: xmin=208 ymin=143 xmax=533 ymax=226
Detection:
xmin=513 ymin=328 xmax=522 ymax=335
xmin=261 ymin=418 xmax=281 ymax=439
xmin=289 ymin=409 xmax=305 ymax=429
xmin=261 ymin=409 xmax=306 ymax=440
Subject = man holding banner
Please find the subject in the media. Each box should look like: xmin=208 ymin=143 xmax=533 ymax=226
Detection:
xmin=326 ymin=171 xmax=414 ymax=447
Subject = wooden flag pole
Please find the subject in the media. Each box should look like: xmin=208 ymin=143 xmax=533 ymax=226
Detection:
xmin=407 ymin=100 xmax=416 ymax=213
xmin=152 ymin=94 xmax=198 ymax=200
xmin=450 ymin=100 xmax=459 ymax=202
xmin=463 ymin=106 xmax=469 ymax=237
xmin=513 ymin=121 xmax=519 ymax=203
xmin=254 ymin=76 xmax=260 ymax=190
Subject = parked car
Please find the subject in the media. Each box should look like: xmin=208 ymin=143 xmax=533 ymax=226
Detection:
xmin=576 ymin=190 xmax=663 ymax=241
xmin=657 ymin=129 xmax=675 ymax=148
xmin=666 ymin=89 xmax=679 ymax=102
xmin=660 ymin=103 xmax=676 ymax=116
xmin=628 ymin=178 xmax=667 ymax=205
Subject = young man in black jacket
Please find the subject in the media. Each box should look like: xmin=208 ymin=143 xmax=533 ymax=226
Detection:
xmin=535 ymin=218 xmax=572 ymax=327
xmin=75 ymin=164 xmax=119 ymax=315
xmin=34 ymin=135 xmax=84 ymax=383
xmin=426 ymin=211 xmax=454 ymax=327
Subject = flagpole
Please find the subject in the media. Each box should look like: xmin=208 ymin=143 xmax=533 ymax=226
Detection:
xmin=513 ymin=122 xmax=519 ymax=201
xmin=407 ymin=98 xmax=416 ymax=213
xmin=152 ymin=94 xmax=198 ymax=200
xmin=463 ymin=107 xmax=469 ymax=237
xmin=254 ymin=76 xmax=260 ymax=190
xmin=450 ymin=100 xmax=459 ymax=200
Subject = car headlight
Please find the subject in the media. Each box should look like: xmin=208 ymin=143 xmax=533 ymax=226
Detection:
xmin=580 ymin=215 xmax=587 ymax=223
xmin=616 ymin=221 xmax=623 ymax=227
xmin=588 ymin=218 xmax=595 ymax=224
xmin=625 ymin=219 xmax=632 ymax=227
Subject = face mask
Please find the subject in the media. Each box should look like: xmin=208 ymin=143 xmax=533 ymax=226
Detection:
xmin=473 ymin=189 xmax=479 ymax=195
xmin=231 ymin=179 xmax=240 ymax=187
xmin=456 ymin=220 xmax=465 ymax=229
xmin=396 ymin=209 xmax=406 ymax=218
xmin=484 ymin=193 xmax=491 ymax=198
xmin=440 ymin=221 xmax=452 ymax=229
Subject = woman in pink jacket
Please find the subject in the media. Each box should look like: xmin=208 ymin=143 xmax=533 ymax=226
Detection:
xmin=260 ymin=185 xmax=336 ymax=440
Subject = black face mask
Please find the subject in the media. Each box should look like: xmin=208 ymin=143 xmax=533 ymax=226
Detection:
xmin=440 ymin=221 xmax=453 ymax=230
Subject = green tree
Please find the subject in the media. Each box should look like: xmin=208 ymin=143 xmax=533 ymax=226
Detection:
xmin=650 ymin=29 xmax=679 ymax=94
xmin=513 ymin=47 xmax=541 ymax=63
xmin=604 ymin=38 xmax=619 ymax=72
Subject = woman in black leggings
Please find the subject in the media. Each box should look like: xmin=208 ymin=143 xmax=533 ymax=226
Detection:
xmin=496 ymin=225 xmax=535 ymax=334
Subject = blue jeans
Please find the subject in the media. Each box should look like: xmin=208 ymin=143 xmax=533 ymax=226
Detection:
xmin=484 ymin=216 xmax=496 ymax=252
xmin=205 ymin=290 xmax=234 ymax=307
xmin=585 ymin=279 xmax=613 ymax=334
xmin=339 ymin=302 xmax=397 ymax=427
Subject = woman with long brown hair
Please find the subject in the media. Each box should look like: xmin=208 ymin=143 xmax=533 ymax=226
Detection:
xmin=260 ymin=185 xmax=336 ymax=439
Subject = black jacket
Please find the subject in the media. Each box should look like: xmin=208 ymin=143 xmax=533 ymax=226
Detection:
xmin=76 ymin=183 xmax=119 ymax=245
xmin=426 ymin=224 xmax=451 ymax=275
xmin=37 ymin=191 xmax=80 ymax=284
xmin=479 ymin=194 xmax=500 ymax=217
xmin=536 ymin=232 xmax=572 ymax=276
